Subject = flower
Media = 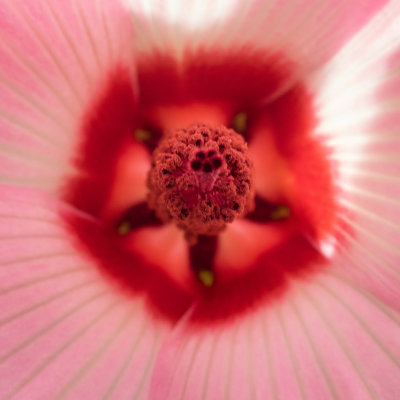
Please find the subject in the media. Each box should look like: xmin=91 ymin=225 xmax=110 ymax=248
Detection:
xmin=1 ymin=0 xmax=400 ymax=399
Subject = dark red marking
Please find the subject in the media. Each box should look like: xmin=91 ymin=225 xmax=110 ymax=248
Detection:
xmin=246 ymin=196 xmax=287 ymax=223
xmin=189 ymin=235 xmax=218 ymax=283
xmin=118 ymin=202 xmax=163 ymax=230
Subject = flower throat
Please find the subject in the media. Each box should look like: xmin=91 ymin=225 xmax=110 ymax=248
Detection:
xmin=147 ymin=124 xmax=255 ymax=243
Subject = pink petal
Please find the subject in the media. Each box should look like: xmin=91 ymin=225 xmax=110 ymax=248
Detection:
xmin=0 ymin=186 xmax=170 ymax=399
xmin=150 ymin=277 xmax=400 ymax=399
xmin=238 ymin=0 xmax=389 ymax=70
xmin=309 ymin=0 xmax=400 ymax=309
xmin=148 ymin=5 xmax=400 ymax=399
xmin=128 ymin=0 xmax=388 ymax=79
xmin=0 ymin=0 xmax=135 ymax=192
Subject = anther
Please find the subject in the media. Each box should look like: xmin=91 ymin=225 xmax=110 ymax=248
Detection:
xmin=117 ymin=220 xmax=132 ymax=235
xmin=134 ymin=128 xmax=151 ymax=142
xmin=197 ymin=270 xmax=215 ymax=287
xmin=271 ymin=205 xmax=291 ymax=220
xmin=231 ymin=112 xmax=247 ymax=134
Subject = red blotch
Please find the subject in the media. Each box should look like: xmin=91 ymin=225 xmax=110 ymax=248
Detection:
xmin=62 ymin=50 xmax=336 ymax=324
xmin=267 ymin=84 xmax=317 ymax=153
xmin=64 ymin=68 xmax=138 ymax=217
xmin=253 ymin=84 xmax=337 ymax=242
xmin=137 ymin=47 xmax=293 ymax=112
xmin=290 ymin=139 xmax=337 ymax=242
xmin=62 ymin=68 xmax=192 ymax=321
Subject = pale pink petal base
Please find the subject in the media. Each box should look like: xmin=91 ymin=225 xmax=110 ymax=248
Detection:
xmin=247 ymin=114 xmax=293 ymax=203
xmin=0 ymin=186 xmax=170 ymax=400
xmin=215 ymin=219 xmax=293 ymax=276
xmin=125 ymin=224 xmax=195 ymax=293
xmin=103 ymin=139 xmax=151 ymax=221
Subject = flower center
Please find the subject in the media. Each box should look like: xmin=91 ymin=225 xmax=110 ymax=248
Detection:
xmin=147 ymin=124 xmax=255 ymax=242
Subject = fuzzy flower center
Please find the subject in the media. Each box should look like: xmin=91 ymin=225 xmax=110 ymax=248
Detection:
xmin=147 ymin=124 xmax=255 ymax=242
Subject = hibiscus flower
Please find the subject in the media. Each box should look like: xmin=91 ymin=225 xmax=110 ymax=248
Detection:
xmin=1 ymin=0 xmax=400 ymax=398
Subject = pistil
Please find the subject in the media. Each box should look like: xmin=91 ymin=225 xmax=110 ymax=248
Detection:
xmin=147 ymin=124 xmax=255 ymax=242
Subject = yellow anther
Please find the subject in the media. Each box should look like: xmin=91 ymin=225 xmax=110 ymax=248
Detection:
xmin=271 ymin=206 xmax=290 ymax=220
xmin=232 ymin=112 xmax=247 ymax=134
xmin=134 ymin=129 xmax=151 ymax=142
xmin=117 ymin=220 xmax=132 ymax=235
xmin=197 ymin=269 xmax=215 ymax=287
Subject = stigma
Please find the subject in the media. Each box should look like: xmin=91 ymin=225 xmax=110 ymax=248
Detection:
xmin=147 ymin=124 xmax=255 ymax=242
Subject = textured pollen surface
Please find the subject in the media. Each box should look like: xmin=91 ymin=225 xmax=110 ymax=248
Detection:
xmin=147 ymin=124 xmax=254 ymax=240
